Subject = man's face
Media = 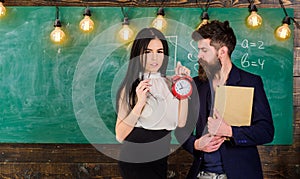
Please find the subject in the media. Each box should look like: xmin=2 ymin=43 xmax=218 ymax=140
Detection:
xmin=197 ymin=39 xmax=221 ymax=79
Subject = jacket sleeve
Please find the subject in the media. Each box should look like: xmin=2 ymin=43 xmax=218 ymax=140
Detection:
xmin=231 ymin=76 xmax=274 ymax=146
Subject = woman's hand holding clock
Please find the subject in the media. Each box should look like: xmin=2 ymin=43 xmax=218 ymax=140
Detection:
xmin=172 ymin=61 xmax=193 ymax=100
xmin=175 ymin=61 xmax=191 ymax=76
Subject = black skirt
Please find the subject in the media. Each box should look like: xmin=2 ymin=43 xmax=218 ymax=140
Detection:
xmin=118 ymin=127 xmax=171 ymax=179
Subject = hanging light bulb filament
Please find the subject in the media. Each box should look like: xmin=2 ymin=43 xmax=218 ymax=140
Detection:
xmin=119 ymin=17 xmax=134 ymax=42
xmin=50 ymin=19 xmax=66 ymax=43
xmin=152 ymin=7 xmax=167 ymax=31
xmin=274 ymin=16 xmax=291 ymax=41
xmin=50 ymin=7 xmax=66 ymax=44
xmin=246 ymin=2 xmax=262 ymax=29
xmin=273 ymin=0 xmax=300 ymax=41
xmin=248 ymin=12 xmax=260 ymax=26
xmin=79 ymin=7 xmax=94 ymax=33
xmin=120 ymin=26 xmax=130 ymax=40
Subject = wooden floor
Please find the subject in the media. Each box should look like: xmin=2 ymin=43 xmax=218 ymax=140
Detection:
xmin=0 ymin=143 xmax=191 ymax=178
xmin=0 ymin=142 xmax=299 ymax=178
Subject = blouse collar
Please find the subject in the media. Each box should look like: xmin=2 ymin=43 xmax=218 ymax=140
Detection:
xmin=143 ymin=72 xmax=162 ymax=79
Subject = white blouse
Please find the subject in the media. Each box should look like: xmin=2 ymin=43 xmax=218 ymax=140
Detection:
xmin=135 ymin=72 xmax=179 ymax=130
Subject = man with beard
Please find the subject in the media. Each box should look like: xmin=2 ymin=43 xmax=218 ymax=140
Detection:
xmin=175 ymin=20 xmax=274 ymax=179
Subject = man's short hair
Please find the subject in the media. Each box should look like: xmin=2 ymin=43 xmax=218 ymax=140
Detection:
xmin=192 ymin=20 xmax=237 ymax=56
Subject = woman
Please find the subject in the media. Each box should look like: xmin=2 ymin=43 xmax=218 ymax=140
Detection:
xmin=115 ymin=27 xmax=190 ymax=179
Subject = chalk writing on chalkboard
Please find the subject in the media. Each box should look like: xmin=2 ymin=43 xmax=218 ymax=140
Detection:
xmin=240 ymin=53 xmax=265 ymax=70
xmin=186 ymin=40 xmax=200 ymax=73
xmin=239 ymin=39 xmax=265 ymax=70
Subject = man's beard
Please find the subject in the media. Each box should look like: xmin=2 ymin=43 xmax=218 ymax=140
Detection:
xmin=198 ymin=58 xmax=221 ymax=80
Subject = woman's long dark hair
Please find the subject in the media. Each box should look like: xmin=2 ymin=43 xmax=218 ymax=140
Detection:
xmin=116 ymin=27 xmax=169 ymax=113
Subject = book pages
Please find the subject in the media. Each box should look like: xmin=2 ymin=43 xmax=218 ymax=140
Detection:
xmin=214 ymin=85 xmax=254 ymax=126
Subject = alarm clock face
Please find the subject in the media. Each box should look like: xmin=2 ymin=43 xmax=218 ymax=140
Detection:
xmin=171 ymin=75 xmax=193 ymax=99
xmin=174 ymin=79 xmax=192 ymax=96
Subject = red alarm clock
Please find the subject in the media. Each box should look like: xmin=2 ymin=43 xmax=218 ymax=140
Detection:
xmin=171 ymin=75 xmax=193 ymax=100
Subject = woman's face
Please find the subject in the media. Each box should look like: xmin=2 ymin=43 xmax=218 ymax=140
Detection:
xmin=143 ymin=38 xmax=164 ymax=73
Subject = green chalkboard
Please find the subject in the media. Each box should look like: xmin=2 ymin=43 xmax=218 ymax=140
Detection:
xmin=0 ymin=7 xmax=293 ymax=144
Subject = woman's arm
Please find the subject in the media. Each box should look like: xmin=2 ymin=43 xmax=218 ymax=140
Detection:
xmin=174 ymin=61 xmax=190 ymax=128
xmin=115 ymin=98 xmax=143 ymax=143
xmin=115 ymin=80 xmax=150 ymax=143
xmin=177 ymin=98 xmax=188 ymax=127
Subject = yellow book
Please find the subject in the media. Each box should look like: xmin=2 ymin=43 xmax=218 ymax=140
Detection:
xmin=214 ymin=85 xmax=254 ymax=126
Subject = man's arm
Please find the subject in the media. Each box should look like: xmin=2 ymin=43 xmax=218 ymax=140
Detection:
xmin=231 ymin=77 xmax=274 ymax=146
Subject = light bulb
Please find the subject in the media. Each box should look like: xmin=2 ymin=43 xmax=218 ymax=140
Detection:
xmin=50 ymin=27 xmax=66 ymax=44
xmin=118 ymin=17 xmax=134 ymax=42
xmin=196 ymin=11 xmax=209 ymax=30
xmin=246 ymin=11 xmax=262 ymax=29
xmin=79 ymin=7 xmax=94 ymax=33
xmin=50 ymin=19 xmax=66 ymax=44
xmin=50 ymin=8 xmax=66 ymax=44
xmin=152 ymin=8 xmax=167 ymax=31
xmin=275 ymin=23 xmax=291 ymax=41
xmin=246 ymin=3 xmax=262 ymax=29
xmin=152 ymin=15 xmax=167 ymax=31
xmin=119 ymin=24 xmax=134 ymax=42
xmin=274 ymin=16 xmax=291 ymax=41
xmin=196 ymin=19 xmax=208 ymax=30
xmin=79 ymin=16 xmax=94 ymax=32
xmin=0 ymin=1 xmax=6 ymax=17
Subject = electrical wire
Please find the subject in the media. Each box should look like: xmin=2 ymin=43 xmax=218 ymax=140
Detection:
xmin=279 ymin=0 xmax=300 ymax=28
